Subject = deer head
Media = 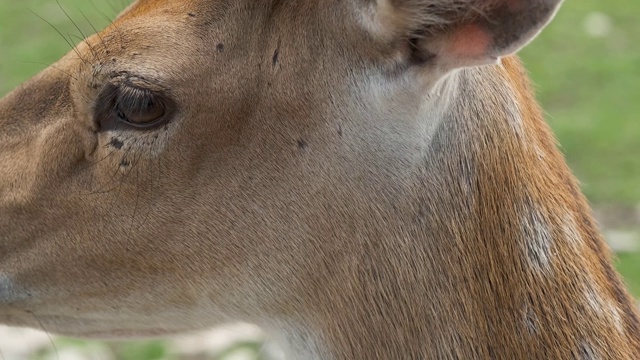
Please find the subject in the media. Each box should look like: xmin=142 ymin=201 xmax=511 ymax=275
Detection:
xmin=1 ymin=0 xmax=639 ymax=358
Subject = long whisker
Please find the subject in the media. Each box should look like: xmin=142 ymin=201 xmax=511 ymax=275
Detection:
xmin=57 ymin=0 xmax=87 ymax=39
xmin=91 ymin=2 xmax=125 ymax=50
xmin=79 ymin=146 xmax=120 ymax=173
xmin=103 ymin=147 xmax=141 ymax=215
xmin=79 ymin=8 xmax=107 ymax=52
xmin=27 ymin=311 xmax=59 ymax=360
xmin=29 ymin=10 xmax=90 ymax=66
xmin=83 ymin=156 xmax=130 ymax=196
xmin=81 ymin=143 xmax=136 ymax=197
xmin=76 ymin=154 xmax=126 ymax=197
xmin=89 ymin=1 xmax=124 ymax=52
xmin=135 ymin=153 xmax=153 ymax=227
xmin=56 ymin=0 xmax=101 ymax=63
xmin=68 ymin=33 xmax=100 ymax=62
xmin=126 ymin=148 xmax=145 ymax=242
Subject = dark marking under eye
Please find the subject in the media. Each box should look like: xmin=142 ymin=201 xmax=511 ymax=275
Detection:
xmin=187 ymin=12 xmax=196 ymax=17
xmin=109 ymin=137 xmax=124 ymax=149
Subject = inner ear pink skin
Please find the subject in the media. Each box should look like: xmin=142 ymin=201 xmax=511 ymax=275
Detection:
xmin=444 ymin=24 xmax=492 ymax=59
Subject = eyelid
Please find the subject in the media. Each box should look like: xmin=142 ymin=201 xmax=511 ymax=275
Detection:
xmin=110 ymin=73 xmax=169 ymax=93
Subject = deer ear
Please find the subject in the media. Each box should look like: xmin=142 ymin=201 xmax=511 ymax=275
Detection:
xmin=373 ymin=0 xmax=563 ymax=70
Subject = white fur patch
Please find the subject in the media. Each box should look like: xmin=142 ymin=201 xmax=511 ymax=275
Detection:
xmin=357 ymin=70 xmax=451 ymax=159
xmin=561 ymin=213 xmax=584 ymax=249
xmin=584 ymin=285 xmax=603 ymax=312
xmin=497 ymin=65 xmax=525 ymax=137
xmin=584 ymin=283 xmax=624 ymax=333
xmin=521 ymin=207 xmax=554 ymax=273
xmin=607 ymin=302 xmax=625 ymax=333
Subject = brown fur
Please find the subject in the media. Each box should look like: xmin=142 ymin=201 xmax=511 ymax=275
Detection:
xmin=0 ymin=0 xmax=638 ymax=358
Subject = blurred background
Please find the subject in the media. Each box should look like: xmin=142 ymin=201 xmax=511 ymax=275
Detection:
xmin=0 ymin=0 xmax=638 ymax=359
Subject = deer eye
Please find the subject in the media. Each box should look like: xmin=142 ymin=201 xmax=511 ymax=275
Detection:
xmin=96 ymin=82 xmax=175 ymax=131
xmin=115 ymin=86 xmax=165 ymax=126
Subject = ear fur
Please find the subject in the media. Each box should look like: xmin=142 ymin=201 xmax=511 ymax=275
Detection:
xmin=371 ymin=0 xmax=563 ymax=70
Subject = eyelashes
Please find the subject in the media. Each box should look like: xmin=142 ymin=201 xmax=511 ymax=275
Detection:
xmin=115 ymin=86 xmax=156 ymax=113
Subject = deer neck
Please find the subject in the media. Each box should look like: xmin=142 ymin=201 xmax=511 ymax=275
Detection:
xmin=263 ymin=57 xmax=640 ymax=359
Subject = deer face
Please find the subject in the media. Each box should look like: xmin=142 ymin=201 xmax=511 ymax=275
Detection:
xmin=0 ymin=0 xmax=562 ymax=339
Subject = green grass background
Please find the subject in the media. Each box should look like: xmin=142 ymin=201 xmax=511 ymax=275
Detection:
xmin=0 ymin=0 xmax=638 ymax=358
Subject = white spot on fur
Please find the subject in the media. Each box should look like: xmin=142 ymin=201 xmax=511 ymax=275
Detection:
xmin=521 ymin=207 xmax=554 ymax=273
xmin=606 ymin=302 xmax=625 ymax=333
xmin=584 ymin=283 xmax=624 ymax=333
xmin=504 ymin=89 xmax=525 ymax=136
xmin=498 ymin=62 xmax=525 ymax=137
xmin=561 ymin=213 xmax=584 ymax=249
xmin=584 ymin=285 xmax=603 ymax=312
xmin=505 ymin=97 xmax=524 ymax=137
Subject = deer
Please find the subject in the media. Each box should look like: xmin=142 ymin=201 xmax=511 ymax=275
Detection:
xmin=0 ymin=0 xmax=638 ymax=358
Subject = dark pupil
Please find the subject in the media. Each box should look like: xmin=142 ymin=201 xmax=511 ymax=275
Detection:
xmin=116 ymin=90 xmax=165 ymax=124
